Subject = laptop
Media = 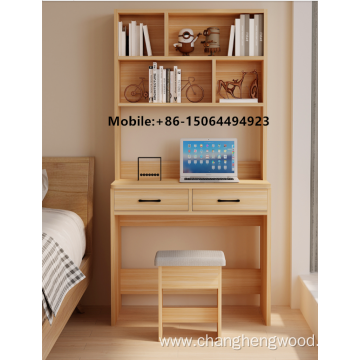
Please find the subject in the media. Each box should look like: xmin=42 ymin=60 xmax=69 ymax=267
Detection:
xmin=180 ymin=138 xmax=239 ymax=183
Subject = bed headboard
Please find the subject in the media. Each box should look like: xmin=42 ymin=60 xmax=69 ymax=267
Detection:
xmin=42 ymin=157 xmax=94 ymax=254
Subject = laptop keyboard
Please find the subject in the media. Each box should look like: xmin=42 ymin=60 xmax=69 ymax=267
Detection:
xmin=184 ymin=178 xmax=235 ymax=181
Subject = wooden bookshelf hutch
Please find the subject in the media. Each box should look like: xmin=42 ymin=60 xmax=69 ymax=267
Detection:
xmin=111 ymin=9 xmax=271 ymax=329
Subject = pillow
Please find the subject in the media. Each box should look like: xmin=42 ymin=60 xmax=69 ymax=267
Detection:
xmin=42 ymin=169 xmax=49 ymax=201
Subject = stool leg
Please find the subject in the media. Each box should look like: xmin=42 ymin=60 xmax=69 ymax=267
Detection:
xmin=217 ymin=267 xmax=222 ymax=338
xmin=158 ymin=266 xmax=163 ymax=341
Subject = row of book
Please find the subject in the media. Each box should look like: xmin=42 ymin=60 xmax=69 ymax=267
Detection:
xmin=228 ymin=14 xmax=264 ymax=56
xmin=149 ymin=62 xmax=181 ymax=103
xmin=118 ymin=21 xmax=152 ymax=56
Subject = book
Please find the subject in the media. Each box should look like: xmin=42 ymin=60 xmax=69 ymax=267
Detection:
xmin=173 ymin=66 xmax=178 ymax=102
xmin=235 ymin=18 xmax=241 ymax=56
xmin=240 ymin=14 xmax=246 ymax=56
xmin=157 ymin=69 xmax=161 ymax=103
xmin=126 ymin=31 xmax=129 ymax=55
xmin=149 ymin=66 xmax=153 ymax=103
xmin=159 ymin=66 xmax=163 ymax=103
xmin=139 ymin=23 xmax=143 ymax=56
xmin=227 ymin=25 xmax=235 ymax=56
xmin=131 ymin=21 xmax=137 ymax=56
xmin=162 ymin=68 xmax=166 ymax=103
xmin=254 ymin=15 xmax=259 ymax=56
xmin=143 ymin=25 xmax=152 ymax=56
xmin=121 ymin=26 xmax=126 ymax=56
xmin=177 ymin=69 xmax=181 ymax=103
xmin=166 ymin=69 xmax=170 ymax=103
xmin=219 ymin=98 xmax=258 ymax=103
xmin=244 ymin=14 xmax=250 ymax=56
xmin=129 ymin=23 xmax=132 ymax=56
xmin=170 ymin=71 xmax=175 ymax=103
xmin=249 ymin=17 xmax=254 ymax=56
xmin=135 ymin=25 xmax=140 ymax=56
xmin=259 ymin=14 xmax=264 ymax=56
xmin=153 ymin=62 xmax=157 ymax=103
xmin=118 ymin=21 xmax=122 ymax=56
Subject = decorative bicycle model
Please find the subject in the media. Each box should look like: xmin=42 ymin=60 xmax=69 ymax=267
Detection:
xmin=124 ymin=76 xmax=204 ymax=103
xmin=217 ymin=70 xmax=258 ymax=99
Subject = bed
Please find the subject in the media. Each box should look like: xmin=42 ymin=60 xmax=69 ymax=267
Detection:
xmin=42 ymin=157 xmax=94 ymax=360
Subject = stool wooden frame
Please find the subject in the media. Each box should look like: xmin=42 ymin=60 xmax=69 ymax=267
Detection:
xmin=158 ymin=266 xmax=222 ymax=340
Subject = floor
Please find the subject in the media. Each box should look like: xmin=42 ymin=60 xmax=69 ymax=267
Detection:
xmin=48 ymin=306 xmax=318 ymax=359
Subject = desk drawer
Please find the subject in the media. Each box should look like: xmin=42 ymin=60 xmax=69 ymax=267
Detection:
xmin=114 ymin=189 xmax=189 ymax=211
xmin=193 ymin=189 xmax=267 ymax=211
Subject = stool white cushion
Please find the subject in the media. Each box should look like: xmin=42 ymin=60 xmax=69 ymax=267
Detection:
xmin=154 ymin=250 xmax=226 ymax=267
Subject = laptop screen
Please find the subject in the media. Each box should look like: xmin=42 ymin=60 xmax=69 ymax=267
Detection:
xmin=182 ymin=139 xmax=236 ymax=174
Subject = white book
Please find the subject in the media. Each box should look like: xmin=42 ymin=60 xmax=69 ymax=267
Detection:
xmin=249 ymin=18 xmax=254 ymax=56
xmin=129 ymin=23 xmax=132 ymax=56
xmin=135 ymin=25 xmax=140 ymax=56
xmin=173 ymin=66 xmax=178 ymax=102
xmin=219 ymin=98 xmax=258 ymax=103
xmin=235 ymin=18 xmax=241 ymax=56
xmin=118 ymin=21 xmax=122 ymax=56
xmin=240 ymin=14 xmax=246 ymax=56
xmin=162 ymin=68 xmax=166 ymax=103
xmin=121 ymin=26 xmax=126 ymax=56
xmin=170 ymin=71 xmax=175 ymax=103
xmin=227 ymin=25 xmax=235 ymax=56
xmin=139 ymin=23 xmax=143 ymax=56
xmin=149 ymin=66 xmax=153 ymax=103
xmin=159 ymin=66 xmax=163 ymax=103
xmin=153 ymin=62 xmax=157 ymax=103
xmin=157 ymin=69 xmax=161 ymax=103
xmin=131 ymin=21 xmax=137 ymax=56
xmin=177 ymin=69 xmax=181 ymax=103
xmin=143 ymin=25 xmax=152 ymax=56
xmin=254 ymin=15 xmax=260 ymax=56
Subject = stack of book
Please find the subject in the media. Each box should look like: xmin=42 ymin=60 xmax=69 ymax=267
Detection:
xmin=227 ymin=14 xmax=264 ymax=56
xmin=149 ymin=62 xmax=181 ymax=103
xmin=118 ymin=21 xmax=152 ymax=56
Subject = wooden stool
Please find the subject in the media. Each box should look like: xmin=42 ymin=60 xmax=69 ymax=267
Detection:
xmin=155 ymin=250 xmax=226 ymax=340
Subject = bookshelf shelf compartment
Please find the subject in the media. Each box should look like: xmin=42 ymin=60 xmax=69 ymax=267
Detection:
xmin=119 ymin=60 xmax=212 ymax=104
xmin=215 ymin=60 xmax=264 ymax=103
xmin=117 ymin=13 xmax=165 ymax=56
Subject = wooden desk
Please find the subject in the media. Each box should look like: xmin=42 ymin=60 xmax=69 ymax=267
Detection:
xmin=110 ymin=179 xmax=271 ymax=326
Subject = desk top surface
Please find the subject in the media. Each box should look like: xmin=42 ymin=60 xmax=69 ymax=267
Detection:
xmin=111 ymin=179 xmax=271 ymax=189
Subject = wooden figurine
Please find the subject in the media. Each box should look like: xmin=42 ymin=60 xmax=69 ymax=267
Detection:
xmin=173 ymin=29 xmax=200 ymax=56
xmin=200 ymin=27 xmax=221 ymax=56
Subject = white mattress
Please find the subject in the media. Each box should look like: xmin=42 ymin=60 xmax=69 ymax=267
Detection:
xmin=42 ymin=208 xmax=86 ymax=267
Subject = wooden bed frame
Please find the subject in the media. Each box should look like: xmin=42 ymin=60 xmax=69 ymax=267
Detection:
xmin=42 ymin=157 xmax=94 ymax=360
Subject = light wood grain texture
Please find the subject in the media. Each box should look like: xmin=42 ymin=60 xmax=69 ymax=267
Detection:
xmin=120 ymin=161 xmax=261 ymax=180
xmin=193 ymin=189 xmax=267 ymax=211
xmin=48 ymin=305 xmax=318 ymax=359
xmin=216 ymin=59 xmax=263 ymax=103
xmin=112 ymin=9 xmax=271 ymax=327
xmin=111 ymin=178 xmax=271 ymax=188
xmin=117 ymin=13 xmax=164 ymax=56
xmin=42 ymin=157 xmax=94 ymax=360
xmin=119 ymin=60 xmax=212 ymax=104
xmin=158 ymin=267 xmax=163 ymax=339
xmin=110 ymin=189 xmax=120 ymax=326
xmin=162 ymin=266 xmax=221 ymax=289
xmin=120 ymin=268 xmax=261 ymax=295
xmin=162 ymin=307 xmax=218 ymax=323
xmin=217 ymin=267 xmax=222 ymax=337
xmin=118 ymin=215 xmax=263 ymax=227
xmin=114 ymin=189 xmax=189 ymax=211
xmin=42 ymin=157 xmax=94 ymax=253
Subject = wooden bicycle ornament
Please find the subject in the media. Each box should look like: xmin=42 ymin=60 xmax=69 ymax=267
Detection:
xmin=217 ymin=70 xmax=258 ymax=99
xmin=124 ymin=77 xmax=204 ymax=103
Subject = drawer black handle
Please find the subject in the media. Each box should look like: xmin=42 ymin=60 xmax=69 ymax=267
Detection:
xmin=138 ymin=199 xmax=161 ymax=202
xmin=217 ymin=199 xmax=240 ymax=202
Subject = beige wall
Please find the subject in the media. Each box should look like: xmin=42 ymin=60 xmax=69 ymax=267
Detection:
xmin=43 ymin=1 xmax=292 ymax=306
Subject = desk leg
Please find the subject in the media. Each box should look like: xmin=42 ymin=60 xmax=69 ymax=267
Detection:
xmin=260 ymin=190 xmax=271 ymax=325
xmin=111 ymin=189 xmax=121 ymax=325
